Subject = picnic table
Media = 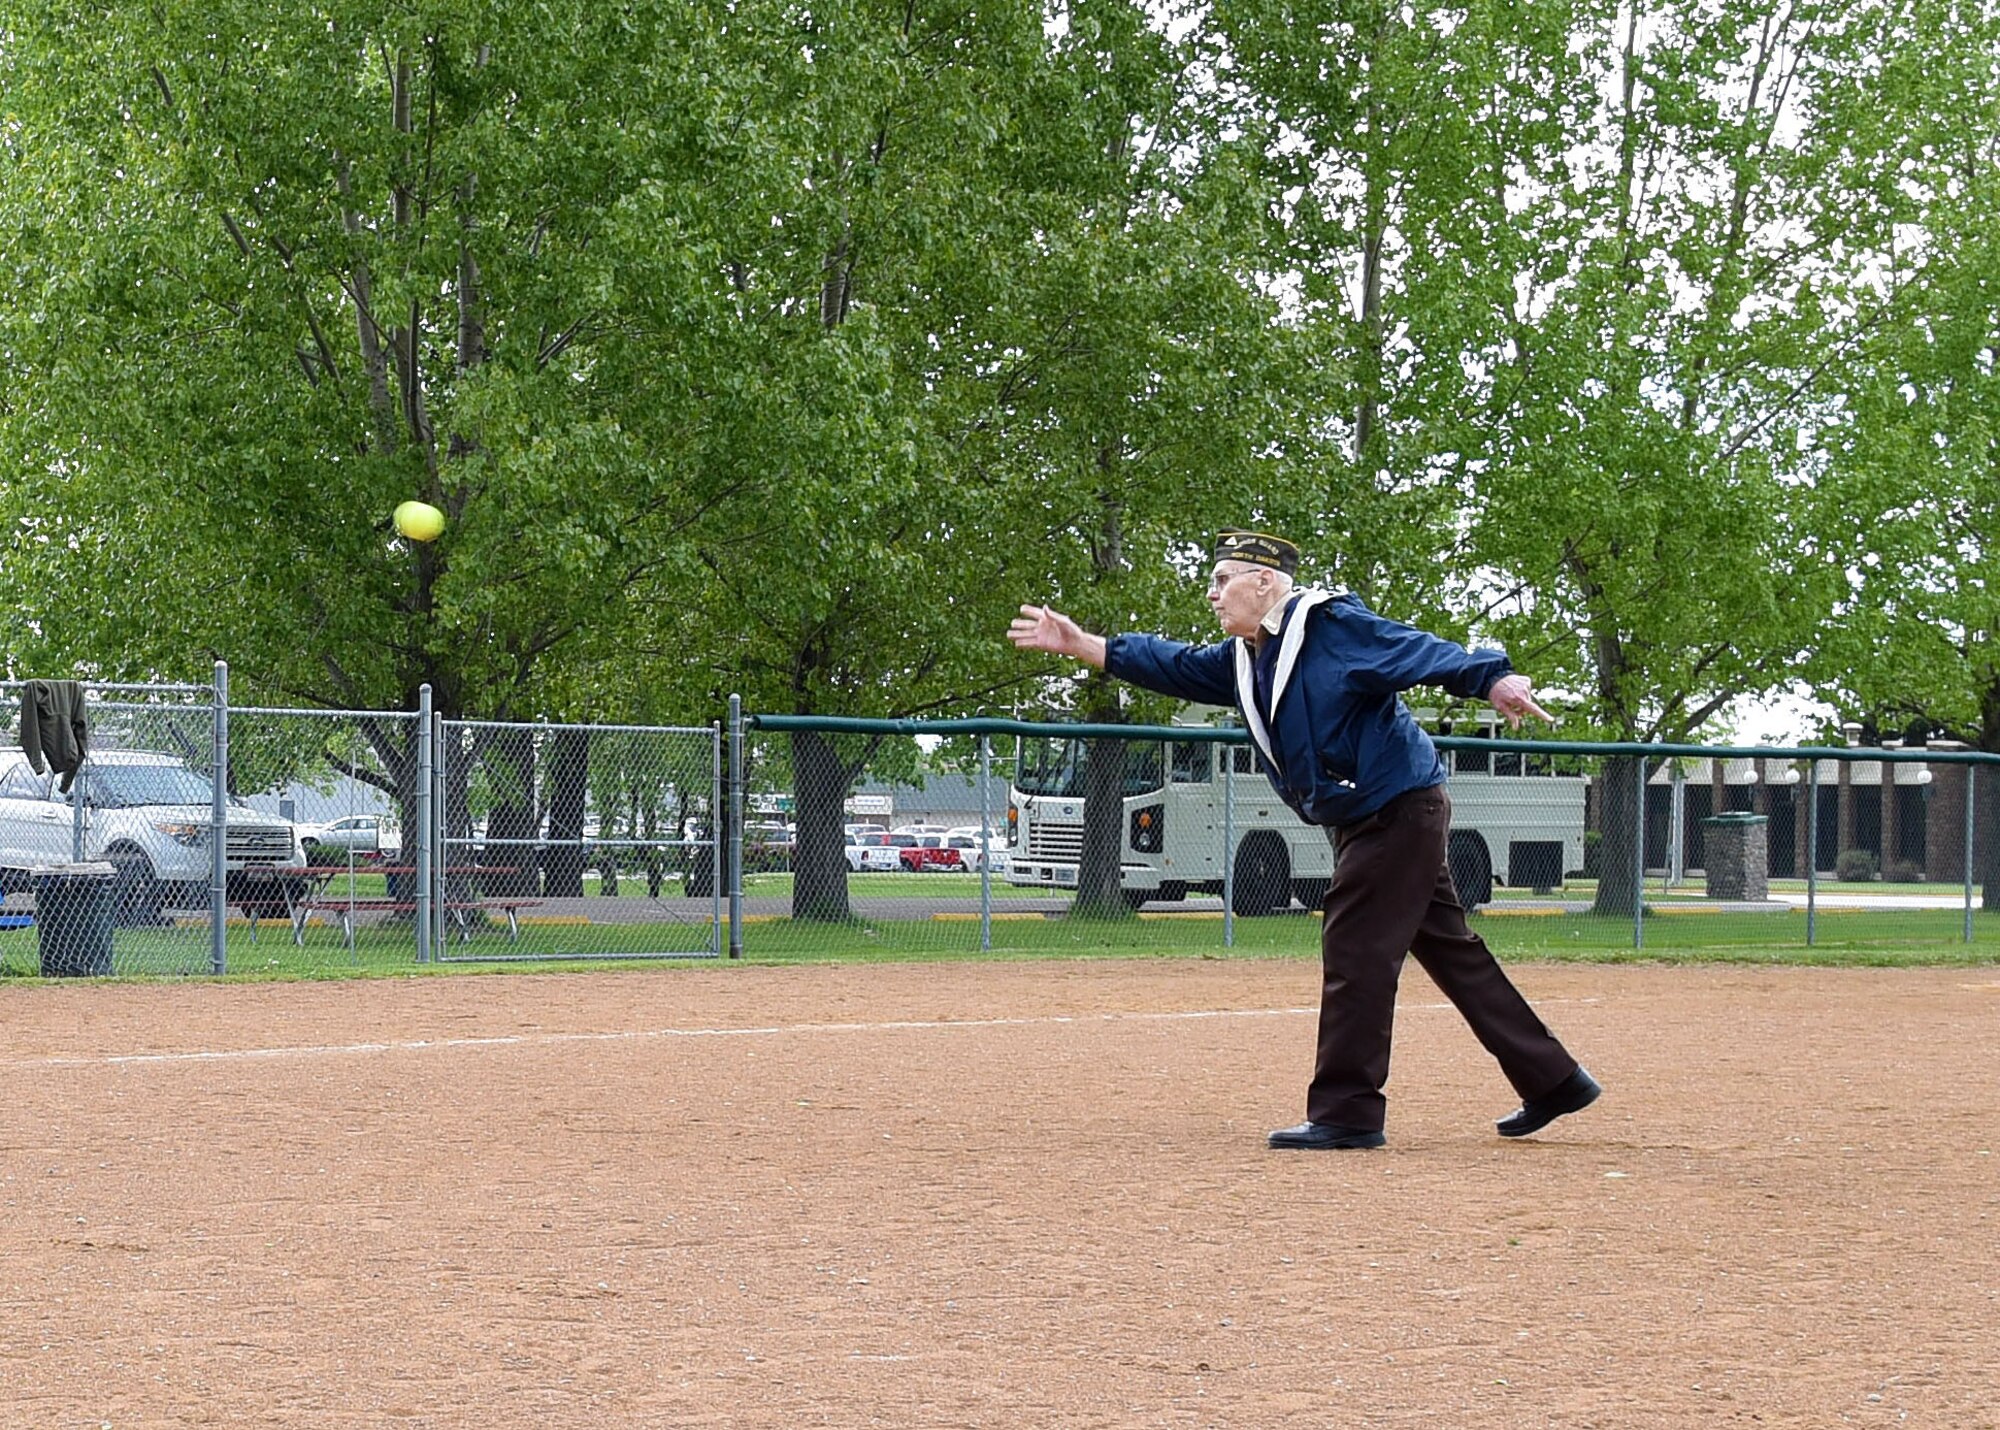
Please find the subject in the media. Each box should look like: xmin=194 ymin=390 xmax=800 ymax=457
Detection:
xmin=248 ymin=865 xmax=538 ymax=950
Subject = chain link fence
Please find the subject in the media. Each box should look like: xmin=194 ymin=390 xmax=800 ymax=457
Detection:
xmin=0 ymin=671 xmax=722 ymax=976
xmin=736 ymin=715 xmax=2000 ymax=962
xmin=2 ymin=676 xmax=1993 ymax=977
xmin=1 ymin=679 xmax=232 ymax=976
xmin=433 ymin=719 xmax=722 ymax=961
xmin=227 ymin=703 xmax=423 ymax=972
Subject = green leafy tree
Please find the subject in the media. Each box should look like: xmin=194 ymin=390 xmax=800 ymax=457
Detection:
xmin=1219 ymin=0 xmax=1937 ymax=914
xmin=1802 ymin=0 xmax=2000 ymax=906
xmin=0 ymin=2 xmax=1297 ymax=920
xmin=0 ymin=1 xmax=795 ymax=859
xmin=637 ymin=2 xmax=1301 ymax=919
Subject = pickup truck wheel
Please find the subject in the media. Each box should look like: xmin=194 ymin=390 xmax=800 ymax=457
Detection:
xmin=107 ymin=849 xmax=165 ymax=928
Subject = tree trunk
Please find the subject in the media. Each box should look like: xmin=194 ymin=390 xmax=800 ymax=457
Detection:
xmin=1979 ymin=764 xmax=1999 ymax=914
xmin=542 ymin=728 xmax=590 ymax=897
xmin=1591 ymin=754 xmax=1645 ymax=918
xmin=1073 ymin=734 xmax=1132 ymax=918
xmin=791 ymin=728 xmax=859 ymax=923
xmin=1981 ymin=674 xmax=2000 ymax=912
xmin=484 ymin=727 xmax=540 ymax=897
xmin=1354 ymin=148 xmax=1385 ymax=467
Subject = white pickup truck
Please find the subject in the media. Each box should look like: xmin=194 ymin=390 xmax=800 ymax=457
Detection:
xmin=0 ymin=749 xmax=307 ymax=924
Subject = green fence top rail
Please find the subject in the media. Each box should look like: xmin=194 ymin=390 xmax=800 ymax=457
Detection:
xmin=742 ymin=712 xmax=2000 ymax=765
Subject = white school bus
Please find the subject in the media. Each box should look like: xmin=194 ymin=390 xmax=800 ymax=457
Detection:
xmin=1003 ymin=709 xmax=1587 ymax=914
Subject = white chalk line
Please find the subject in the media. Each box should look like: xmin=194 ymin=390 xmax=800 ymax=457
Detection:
xmin=8 ymin=998 xmax=1598 ymax=1071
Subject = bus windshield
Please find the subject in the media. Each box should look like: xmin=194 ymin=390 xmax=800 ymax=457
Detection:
xmin=1013 ymin=737 xmax=1165 ymax=799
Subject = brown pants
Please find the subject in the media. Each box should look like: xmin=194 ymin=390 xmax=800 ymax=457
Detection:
xmin=1307 ymin=784 xmax=1578 ymax=1131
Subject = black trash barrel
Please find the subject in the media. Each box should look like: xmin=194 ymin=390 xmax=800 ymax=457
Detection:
xmin=33 ymin=861 xmax=117 ymax=977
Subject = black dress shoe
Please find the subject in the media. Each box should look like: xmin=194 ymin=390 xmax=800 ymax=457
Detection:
xmin=1267 ymin=1120 xmax=1386 ymax=1150
xmin=1496 ymin=1067 xmax=1602 ymax=1138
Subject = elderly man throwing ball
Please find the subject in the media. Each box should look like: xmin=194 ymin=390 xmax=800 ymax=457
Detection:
xmin=1008 ymin=530 xmax=1599 ymax=1149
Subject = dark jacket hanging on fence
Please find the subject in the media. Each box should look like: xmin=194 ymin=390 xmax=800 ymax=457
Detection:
xmin=22 ymin=679 xmax=88 ymax=793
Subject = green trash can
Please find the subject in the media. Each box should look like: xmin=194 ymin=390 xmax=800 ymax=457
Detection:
xmin=33 ymin=861 xmax=117 ymax=977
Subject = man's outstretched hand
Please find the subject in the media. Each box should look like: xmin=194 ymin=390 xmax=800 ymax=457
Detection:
xmin=1008 ymin=604 xmax=1107 ymax=670
xmin=1488 ymin=673 xmax=1553 ymax=729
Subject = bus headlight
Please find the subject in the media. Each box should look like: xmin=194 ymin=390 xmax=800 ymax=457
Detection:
xmin=1130 ymin=803 xmax=1163 ymax=854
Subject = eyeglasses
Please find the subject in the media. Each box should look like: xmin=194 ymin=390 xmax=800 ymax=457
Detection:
xmin=1208 ymin=566 xmax=1262 ymax=594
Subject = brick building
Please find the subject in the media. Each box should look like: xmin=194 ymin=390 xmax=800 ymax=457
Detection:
xmin=1618 ymin=746 xmax=1990 ymax=881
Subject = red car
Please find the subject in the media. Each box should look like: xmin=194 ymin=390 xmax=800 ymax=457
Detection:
xmin=898 ymin=834 xmax=965 ymax=872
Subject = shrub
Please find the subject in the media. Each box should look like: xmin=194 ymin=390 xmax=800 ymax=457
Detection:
xmin=1882 ymin=858 xmax=1925 ymax=885
xmin=1835 ymin=848 xmax=1879 ymax=883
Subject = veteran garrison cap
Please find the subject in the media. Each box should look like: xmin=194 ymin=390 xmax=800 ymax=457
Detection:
xmin=1212 ymin=528 xmax=1299 ymax=576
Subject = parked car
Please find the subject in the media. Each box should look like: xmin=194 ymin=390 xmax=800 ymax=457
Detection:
xmin=847 ymin=831 xmax=903 ymax=872
xmin=899 ymin=834 xmax=965 ymax=872
xmin=303 ymin=813 xmax=400 ymax=863
xmin=0 ymin=750 xmax=306 ymax=925
xmin=944 ymin=827 xmax=1010 ymax=875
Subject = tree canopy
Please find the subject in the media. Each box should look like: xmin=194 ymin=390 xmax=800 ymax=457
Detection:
xmin=3 ymin=0 xmax=1995 ymax=764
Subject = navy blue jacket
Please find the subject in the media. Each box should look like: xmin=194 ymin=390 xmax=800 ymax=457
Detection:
xmin=1104 ymin=591 xmax=1512 ymax=828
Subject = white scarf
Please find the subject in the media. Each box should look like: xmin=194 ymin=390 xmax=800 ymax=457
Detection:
xmin=1232 ymin=588 xmax=1331 ymax=776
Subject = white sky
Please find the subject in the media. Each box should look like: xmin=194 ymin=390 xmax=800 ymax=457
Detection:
xmin=1721 ymin=688 xmax=1840 ymax=746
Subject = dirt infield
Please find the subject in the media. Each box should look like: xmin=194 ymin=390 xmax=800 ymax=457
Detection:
xmin=3 ymin=959 xmax=1997 ymax=1428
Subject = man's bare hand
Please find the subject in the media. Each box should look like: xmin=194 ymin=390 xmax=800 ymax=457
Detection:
xmin=1009 ymin=604 xmax=1079 ymax=655
xmin=1488 ymin=673 xmax=1553 ymax=729
xmin=1008 ymin=604 xmax=1107 ymax=670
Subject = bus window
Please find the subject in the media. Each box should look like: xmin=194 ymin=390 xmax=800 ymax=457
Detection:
xmin=1232 ymin=745 xmax=1257 ymax=775
xmin=1017 ymin=737 xmax=1166 ymax=797
xmin=1015 ymin=737 xmax=1083 ymax=797
xmin=1170 ymin=743 xmax=1210 ymax=784
xmin=1495 ymin=752 xmax=1522 ymax=777
xmin=1126 ymin=742 xmax=1165 ymax=795
xmin=1456 ymin=747 xmax=1490 ymax=774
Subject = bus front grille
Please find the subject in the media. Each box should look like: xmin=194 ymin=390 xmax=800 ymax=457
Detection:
xmin=1027 ymin=823 xmax=1083 ymax=862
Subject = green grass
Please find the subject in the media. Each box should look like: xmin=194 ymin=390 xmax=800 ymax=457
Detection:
xmin=3 ymin=889 xmax=1994 ymax=983
xmin=1475 ymin=908 xmax=2000 ymax=966
xmin=1486 ymin=876 xmax=1973 ymax=902
xmin=0 ymin=921 xmax=725 ymax=982
xmin=725 ymin=905 xmax=2000 ymax=967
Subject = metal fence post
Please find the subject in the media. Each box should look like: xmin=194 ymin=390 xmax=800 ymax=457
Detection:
xmin=1965 ymin=764 xmax=1977 ymax=945
xmin=211 ymin=660 xmax=229 ymax=975
xmin=978 ymin=734 xmax=993 ymax=953
xmin=1667 ymin=761 xmax=1685 ymax=891
xmin=727 ymin=696 xmax=743 ymax=960
xmin=416 ymin=684 xmax=433 ymax=966
xmin=69 ymin=753 xmax=86 ymax=864
xmin=1805 ymin=758 xmax=1820 ymax=946
xmin=1633 ymin=755 xmax=1646 ymax=951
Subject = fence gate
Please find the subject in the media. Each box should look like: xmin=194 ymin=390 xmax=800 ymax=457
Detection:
xmin=431 ymin=719 xmax=722 ymax=961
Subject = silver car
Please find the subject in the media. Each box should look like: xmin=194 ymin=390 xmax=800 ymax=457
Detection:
xmin=304 ymin=813 xmax=401 ymax=862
